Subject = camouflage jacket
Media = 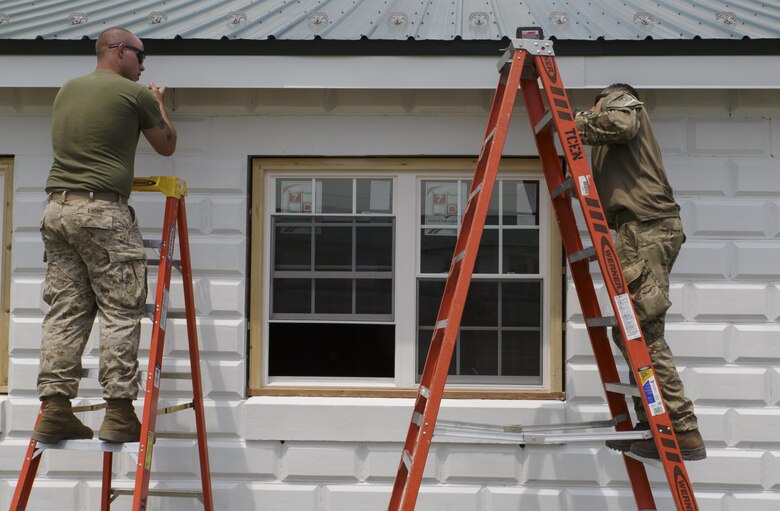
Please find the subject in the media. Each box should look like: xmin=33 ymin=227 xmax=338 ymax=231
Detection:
xmin=574 ymin=91 xmax=643 ymax=146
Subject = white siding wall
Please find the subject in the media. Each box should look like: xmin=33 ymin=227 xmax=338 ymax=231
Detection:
xmin=0 ymin=87 xmax=778 ymax=510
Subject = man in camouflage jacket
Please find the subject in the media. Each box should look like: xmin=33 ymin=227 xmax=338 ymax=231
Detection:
xmin=574 ymin=83 xmax=706 ymax=460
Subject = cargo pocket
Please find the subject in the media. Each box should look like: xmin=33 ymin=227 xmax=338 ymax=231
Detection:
xmin=625 ymin=260 xmax=671 ymax=323
xmin=106 ymin=247 xmax=148 ymax=311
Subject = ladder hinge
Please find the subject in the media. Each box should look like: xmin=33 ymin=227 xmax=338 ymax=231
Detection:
xmin=585 ymin=316 xmax=618 ymax=328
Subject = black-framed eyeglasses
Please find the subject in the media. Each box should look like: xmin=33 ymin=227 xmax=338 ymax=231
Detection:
xmin=108 ymin=43 xmax=145 ymax=65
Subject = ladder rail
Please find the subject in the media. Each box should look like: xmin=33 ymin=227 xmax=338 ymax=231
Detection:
xmin=176 ymin=197 xmax=215 ymax=510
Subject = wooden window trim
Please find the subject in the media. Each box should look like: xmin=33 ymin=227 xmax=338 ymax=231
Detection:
xmin=249 ymin=157 xmax=563 ymax=399
xmin=0 ymin=158 xmax=13 ymax=393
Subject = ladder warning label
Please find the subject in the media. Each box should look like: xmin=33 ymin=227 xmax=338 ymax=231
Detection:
xmin=638 ymin=366 xmax=665 ymax=417
xmin=578 ymin=176 xmax=590 ymax=196
xmin=614 ymin=293 xmax=641 ymax=340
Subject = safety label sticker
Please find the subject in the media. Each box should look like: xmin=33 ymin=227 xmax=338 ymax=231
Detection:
xmin=638 ymin=365 xmax=665 ymax=417
xmin=614 ymin=293 xmax=641 ymax=340
xmin=578 ymin=176 xmax=590 ymax=197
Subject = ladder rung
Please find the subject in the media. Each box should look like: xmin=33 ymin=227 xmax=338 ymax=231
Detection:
xmin=402 ymin=450 xmax=413 ymax=470
xmin=452 ymin=251 xmax=466 ymax=264
xmin=111 ymin=488 xmax=203 ymax=502
xmin=143 ymin=239 xmax=162 ymax=249
xmin=534 ymin=110 xmax=554 ymax=134
xmin=435 ymin=319 xmax=448 ymax=330
xmin=605 ymin=382 xmax=641 ymax=398
xmin=585 ymin=316 xmax=618 ymax=328
xmin=71 ymin=402 xmax=107 ymax=413
xmin=569 ymin=245 xmax=596 ymax=263
xmin=624 ymin=450 xmax=664 ymax=471
xmin=35 ymin=439 xmax=139 ymax=455
xmin=158 ymin=402 xmax=194 ymax=415
xmin=482 ymin=128 xmax=496 ymax=148
xmin=419 ymin=386 xmax=431 ymax=399
xmin=434 ymin=423 xmax=652 ymax=444
xmin=551 ymin=177 xmax=574 ymax=199
xmin=467 ymin=183 xmax=483 ymax=203
xmin=412 ymin=412 xmax=423 ymax=427
xmin=147 ymin=258 xmax=182 ymax=269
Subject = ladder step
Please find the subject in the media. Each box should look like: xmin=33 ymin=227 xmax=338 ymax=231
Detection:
xmin=467 ymin=183 xmax=483 ymax=204
xmin=534 ymin=110 xmax=554 ymax=134
xmin=110 ymin=488 xmax=203 ymax=501
xmin=569 ymin=245 xmax=597 ymax=263
xmin=434 ymin=421 xmax=652 ymax=445
xmin=147 ymin=258 xmax=182 ymax=269
xmin=585 ymin=316 xmax=618 ymax=328
xmin=143 ymin=239 xmax=162 ymax=249
xmin=412 ymin=412 xmax=423 ymax=427
xmin=419 ymin=385 xmax=431 ymax=399
xmin=402 ymin=450 xmax=413 ymax=470
xmin=624 ymin=450 xmax=664 ymax=471
xmin=551 ymin=177 xmax=575 ymax=199
xmin=605 ymin=382 xmax=641 ymax=398
xmin=81 ymin=369 xmax=191 ymax=381
xmin=452 ymin=250 xmax=466 ymax=265
xmin=435 ymin=319 xmax=448 ymax=330
xmin=158 ymin=402 xmax=194 ymax=415
xmin=35 ymin=439 xmax=139 ymax=455
xmin=482 ymin=128 xmax=496 ymax=148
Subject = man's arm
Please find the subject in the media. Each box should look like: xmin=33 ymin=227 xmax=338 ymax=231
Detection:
xmin=574 ymin=91 xmax=642 ymax=146
xmin=142 ymin=83 xmax=177 ymax=157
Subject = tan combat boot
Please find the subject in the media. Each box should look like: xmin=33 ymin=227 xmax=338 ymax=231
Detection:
xmin=99 ymin=399 xmax=142 ymax=443
xmin=31 ymin=394 xmax=93 ymax=443
xmin=630 ymin=428 xmax=707 ymax=461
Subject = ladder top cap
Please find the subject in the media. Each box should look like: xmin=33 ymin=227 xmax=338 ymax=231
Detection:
xmin=132 ymin=176 xmax=187 ymax=198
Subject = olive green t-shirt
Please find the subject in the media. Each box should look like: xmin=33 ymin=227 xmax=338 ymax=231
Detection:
xmin=47 ymin=70 xmax=162 ymax=197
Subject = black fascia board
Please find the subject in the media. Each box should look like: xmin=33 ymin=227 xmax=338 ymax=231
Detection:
xmin=1 ymin=37 xmax=779 ymax=56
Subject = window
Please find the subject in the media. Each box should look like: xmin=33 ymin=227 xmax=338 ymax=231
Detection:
xmin=0 ymin=157 xmax=13 ymax=393
xmin=250 ymin=159 xmax=562 ymax=397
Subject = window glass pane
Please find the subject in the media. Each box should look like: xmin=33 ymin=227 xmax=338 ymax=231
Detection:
xmin=503 ymin=230 xmax=540 ymax=274
xmin=273 ymin=278 xmax=311 ymax=314
xmin=316 ymin=178 xmax=352 ymax=213
xmin=277 ymin=179 xmax=313 ymax=213
xmin=357 ymin=179 xmax=392 ymax=213
xmin=314 ymin=223 xmax=352 ymax=271
xmin=270 ymin=323 xmax=394 ymax=377
xmin=356 ymin=279 xmax=392 ymax=314
xmin=421 ymin=180 xmax=458 ymax=226
xmin=418 ymin=280 xmax=445 ymax=326
xmin=474 ymin=228 xmax=498 ymax=274
xmin=356 ymin=221 xmax=393 ymax=271
xmin=420 ymin=229 xmax=456 ymax=273
xmin=273 ymin=219 xmax=311 ymax=271
xmin=502 ymin=180 xmax=539 ymax=226
xmin=314 ymin=279 xmax=352 ymax=313
xmin=502 ymin=331 xmax=541 ymax=377
xmin=502 ymin=281 xmax=542 ymax=327
xmin=462 ymin=281 xmax=498 ymax=327
xmin=460 ymin=330 xmax=498 ymax=375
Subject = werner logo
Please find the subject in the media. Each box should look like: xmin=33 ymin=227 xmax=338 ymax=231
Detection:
xmin=541 ymin=56 xmax=557 ymax=83
xmin=600 ymin=237 xmax=624 ymax=294
xmin=674 ymin=466 xmax=696 ymax=510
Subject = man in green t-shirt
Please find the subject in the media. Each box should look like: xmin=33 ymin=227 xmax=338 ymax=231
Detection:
xmin=575 ymin=84 xmax=706 ymax=461
xmin=34 ymin=27 xmax=177 ymax=444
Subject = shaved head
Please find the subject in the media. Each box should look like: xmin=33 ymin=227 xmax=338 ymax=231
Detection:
xmin=96 ymin=27 xmax=135 ymax=57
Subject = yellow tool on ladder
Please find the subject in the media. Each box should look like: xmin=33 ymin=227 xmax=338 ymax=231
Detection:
xmin=12 ymin=176 xmax=213 ymax=511
xmin=389 ymin=29 xmax=699 ymax=511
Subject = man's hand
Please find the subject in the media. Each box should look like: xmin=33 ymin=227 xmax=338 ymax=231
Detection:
xmin=148 ymin=82 xmax=167 ymax=106
xmin=590 ymin=95 xmax=606 ymax=113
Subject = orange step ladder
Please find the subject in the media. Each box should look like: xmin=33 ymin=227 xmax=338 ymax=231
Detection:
xmin=388 ymin=29 xmax=699 ymax=511
xmin=11 ymin=176 xmax=214 ymax=511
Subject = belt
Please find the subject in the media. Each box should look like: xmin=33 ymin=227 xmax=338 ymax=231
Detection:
xmin=611 ymin=209 xmax=638 ymax=229
xmin=47 ymin=190 xmax=128 ymax=204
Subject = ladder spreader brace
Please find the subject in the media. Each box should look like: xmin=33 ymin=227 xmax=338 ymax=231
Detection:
xmin=388 ymin=29 xmax=700 ymax=511
xmin=11 ymin=176 xmax=214 ymax=511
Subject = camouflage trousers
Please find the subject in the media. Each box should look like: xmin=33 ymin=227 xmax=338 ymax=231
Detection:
xmin=38 ymin=196 xmax=147 ymax=400
xmin=611 ymin=216 xmax=698 ymax=432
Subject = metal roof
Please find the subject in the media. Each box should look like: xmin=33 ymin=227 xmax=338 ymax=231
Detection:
xmin=0 ymin=0 xmax=778 ymax=41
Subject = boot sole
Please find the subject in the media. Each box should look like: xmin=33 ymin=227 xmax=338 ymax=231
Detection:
xmin=605 ymin=441 xmax=633 ymax=453
xmin=98 ymin=430 xmax=140 ymax=443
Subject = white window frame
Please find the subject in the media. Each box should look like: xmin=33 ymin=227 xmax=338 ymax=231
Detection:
xmin=249 ymin=158 xmax=563 ymax=398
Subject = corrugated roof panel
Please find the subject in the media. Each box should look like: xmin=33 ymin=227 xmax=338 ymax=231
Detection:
xmin=0 ymin=0 xmax=777 ymax=40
